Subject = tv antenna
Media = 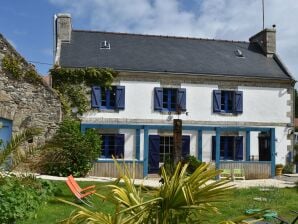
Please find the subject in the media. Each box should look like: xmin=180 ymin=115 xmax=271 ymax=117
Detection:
xmin=262 ymin=0 xmax=265 ymax=30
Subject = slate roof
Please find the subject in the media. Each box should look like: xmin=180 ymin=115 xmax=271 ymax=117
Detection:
xmin=59 ymin=30 xmax=291 ymax=80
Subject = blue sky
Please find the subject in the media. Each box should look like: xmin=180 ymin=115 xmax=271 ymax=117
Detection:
xmin=1 ymin=0 xmax=298 ymax=81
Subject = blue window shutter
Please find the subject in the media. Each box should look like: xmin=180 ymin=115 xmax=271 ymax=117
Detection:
xmin=234 ymin=91 xmax=243 ymax=113
xmin=235 ymin=136 xmax=243 ymax=160
xmin=213 ymin=90 xmax=221 ymax=112
xmin=115 ymin=134 xmax=125 ymax=158
xmin=154 ymin=87 xmax=163 ymax=111
xmin=148 ymin=135 xmax=160 ymax=173
xmin=177 ymin=88 xmax=186 ymax=111
xmin=182 ymin=135 xmax=190 ymax=158
xmin=116 ymin=86 xmax=125 ymax=110
xmin=91 ymin=86 xmax=101 ymax=108
xmin=212 ymin=136 xmax=216 ymax=160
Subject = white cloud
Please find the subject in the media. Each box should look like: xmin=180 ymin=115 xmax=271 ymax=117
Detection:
xmin=49 ymin=0 xmax=298 ymax=80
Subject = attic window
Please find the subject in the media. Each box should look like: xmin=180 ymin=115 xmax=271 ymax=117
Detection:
xmin=100 ymin=40 xmax=110 ymax=49
xmin=234 ymin=49 xmax=244 ymax=58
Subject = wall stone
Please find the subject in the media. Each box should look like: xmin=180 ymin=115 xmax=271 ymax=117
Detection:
xmin=0 ymin=33 xmax=62 ymax=145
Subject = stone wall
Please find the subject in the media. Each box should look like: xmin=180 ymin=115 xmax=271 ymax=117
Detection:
xmin=0 ymin=33 xmax=62 ymax=145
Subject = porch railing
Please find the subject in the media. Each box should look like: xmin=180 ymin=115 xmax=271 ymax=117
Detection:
xmin=219 ymin=161 xmax=271 ymax=179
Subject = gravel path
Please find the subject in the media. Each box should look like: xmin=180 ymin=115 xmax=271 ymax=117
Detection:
xmin=34 ymin=174 xmax=297 ymax=189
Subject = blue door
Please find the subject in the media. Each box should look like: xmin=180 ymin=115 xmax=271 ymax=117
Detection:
xmin=148 ymin=135 xmax=160 ymax=174
xmin=0 ymin=118 xmax=13 ymax=149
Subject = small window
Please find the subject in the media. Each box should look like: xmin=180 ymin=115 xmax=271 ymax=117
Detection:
xmin=100 ymin=40 xmax=110 ymax=49
xmin=91 ymin=86 xmax=125 ymax=110
xmin=154 ymin=87 xmax=186 ymax=112
xmin=101 ymin=87 xmax=116 ymax=109
xmin=234 ymin=49 xmax=244 ymax=58
xmin=221 ymin=91 xmax=234 ymax=113
xmin=163 ymin=88 xmax=177 ymax=111
xmin=101 ymin=134 xmax=124 ymax=159
xmin=213 ymin=90 xmax=243 ymax=114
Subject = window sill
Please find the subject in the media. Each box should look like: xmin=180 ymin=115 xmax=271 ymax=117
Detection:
xmin=215 ymin=112 xmax=242 ymax=116
xmin=91 ymin=108 xmax=122 ymax=113
xmin=157 ymin=110 xmax=185 ymax=114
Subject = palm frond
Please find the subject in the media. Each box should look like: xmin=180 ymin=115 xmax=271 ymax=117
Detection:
xmin=0 ymin=127 xmax=42 ymax=170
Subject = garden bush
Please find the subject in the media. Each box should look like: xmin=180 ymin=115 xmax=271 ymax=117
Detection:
xmin=160 ymin=155 xmax=203 ymax=176
xmin=282 ymin=163 xmax=294 ymax=174
xmin=0 ymin=174 xmax=56 ymax=224
xmin=41 ymin=119 xmax=101 ymax=177
xmin=182 ymin=155 xmax=203 ymax=174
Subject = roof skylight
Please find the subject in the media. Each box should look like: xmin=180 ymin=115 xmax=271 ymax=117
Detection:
xmin=100 ymin=40 xmax=110 ymax=49
xmin=234 ymin=49 xmax=244 ymax=58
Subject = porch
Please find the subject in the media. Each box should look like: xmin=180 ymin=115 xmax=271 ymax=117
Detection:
xmin=81 ymin=124 xmax=276 ymax=179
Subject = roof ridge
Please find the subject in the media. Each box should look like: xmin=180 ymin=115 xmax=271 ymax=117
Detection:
xmin=72 ymin=29 xmax=249 ymax=44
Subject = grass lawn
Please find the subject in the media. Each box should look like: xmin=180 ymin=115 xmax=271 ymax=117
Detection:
xmin=19 ymin=181 xmax=115 ymax=224
xmin=19 ymin=181 xmax=297 ymax=224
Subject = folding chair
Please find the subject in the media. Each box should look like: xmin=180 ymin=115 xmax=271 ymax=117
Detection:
xmin=67 ymin=175 xmax=96 ymax=193
xmin=65 ymin=179 xmax=95 ymax=207
xmin=219 ymin=169 xmax=232 ymax=180
xmin=233 ymin=168 xmax=245 ymax=180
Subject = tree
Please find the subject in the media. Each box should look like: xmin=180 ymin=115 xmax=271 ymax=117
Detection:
xmin=41 ymin=119 xmax=101 ymax=177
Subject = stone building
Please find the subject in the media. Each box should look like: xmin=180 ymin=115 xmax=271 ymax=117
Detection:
xmin=0 ymin=33 xmax=61 ymax=150
xmin=54 ymin=14 xmax=295 ymax=179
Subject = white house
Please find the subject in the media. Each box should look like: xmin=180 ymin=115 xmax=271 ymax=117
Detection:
xmin=54 ymin=14 xmax=295 ymax=179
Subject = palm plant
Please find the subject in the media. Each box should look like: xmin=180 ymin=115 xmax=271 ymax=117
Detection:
xmin=0 ymin=127 xmax=41 ymax=171
xmin=60 ymin=160 xmax=233 ymax=224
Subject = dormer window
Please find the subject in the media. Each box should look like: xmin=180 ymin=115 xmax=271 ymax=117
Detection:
xmin=100 ymin=40 xmax=110 ymax=49
xmin=234 ymin=49 xmax=244 ymax=58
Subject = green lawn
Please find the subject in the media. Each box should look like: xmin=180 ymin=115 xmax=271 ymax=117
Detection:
xmin=19 ymin=181 xmax=298 ymax=224
xmin=19 ymin=181 xmax=115 ymax=224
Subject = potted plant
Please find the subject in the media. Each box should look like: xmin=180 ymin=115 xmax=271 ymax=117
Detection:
xmin=275 ymin=164 xmax=283 ymax=176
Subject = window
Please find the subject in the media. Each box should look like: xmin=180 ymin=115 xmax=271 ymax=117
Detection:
xmin=212 ymin=136 xmax=243 ymax=161
xmin=101 ymin=134 xmax=124 ymax=158
xmin=159 ymin=136 xmax=173 ymax=163
xmin=91 ymin=86 xmax=125 ymax=110
xmin=213 ymin=90 xmax=243 ymax=114
xmin=101 ymin=86 xmax=116 ymax=109
xmin=154 ymin=87 xmax=186 ymax=112
xmin=100 ymin=40 xmax=110 ymax=49
xmin=148 ymin=135 xmax=190 ymax=173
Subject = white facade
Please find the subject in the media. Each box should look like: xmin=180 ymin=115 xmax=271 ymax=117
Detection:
xmin=82 ymin=75 xmax=292 ymax=172
xmin=82 ymin=77 xmax=293 ymax=166
xmin=84 ymin=81 xmax=290 ymax=124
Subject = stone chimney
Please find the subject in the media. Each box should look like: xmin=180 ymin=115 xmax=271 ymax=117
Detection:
xmin=55 ymin=13 xmax=72 ymax=42
xmin=54 ymin=13 xmax=71 ymax=65
xmin=249 ymin=28 xmax=276 ymax=57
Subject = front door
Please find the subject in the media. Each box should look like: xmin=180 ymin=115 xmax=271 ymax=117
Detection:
xmin=148 ymin=135 xmax=190 ymax=173
xmin=259 ymin=133 xmax=270 ymax=161
xmin=0 ymin=118 xmax=12 ymax=149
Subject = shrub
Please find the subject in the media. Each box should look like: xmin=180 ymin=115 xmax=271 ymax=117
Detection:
xmin=41 ymin=119 xmax=101 ymax=177
xmin=282 ymin=163 xmax=294 ymax=174
xmin=0 ymin=174 xmax=56 ymax=224
xmin=182 ymin=155 xmax=203 ymax=174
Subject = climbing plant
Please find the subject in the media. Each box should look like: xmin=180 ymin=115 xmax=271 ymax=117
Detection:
xmin=50 ymin=66 xmax=117 ymax=116
xmin=2 ymin=54 xmax=43 ymax=84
